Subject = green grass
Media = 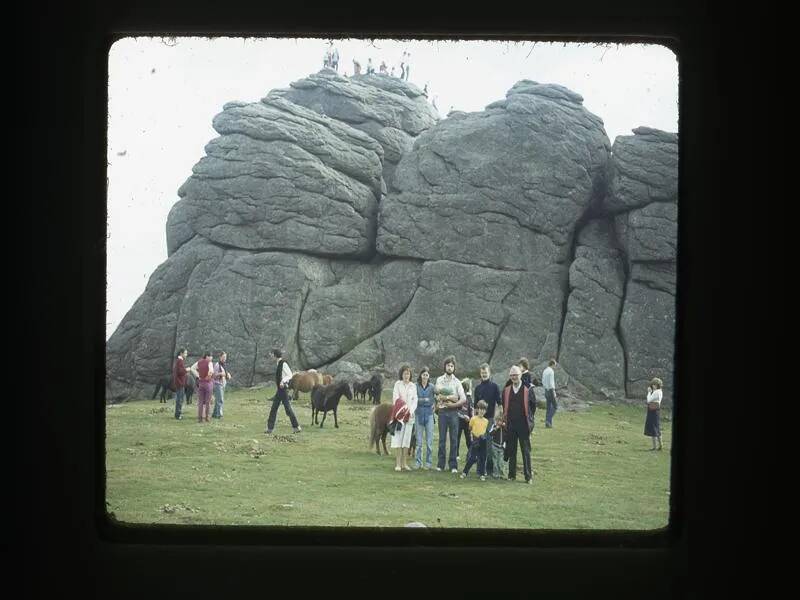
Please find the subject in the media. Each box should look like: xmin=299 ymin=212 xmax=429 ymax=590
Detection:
xmin=106 ymin=387 xmax=671 ymax=529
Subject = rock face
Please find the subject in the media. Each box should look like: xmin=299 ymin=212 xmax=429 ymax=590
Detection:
xmin=611 ymin=128 xmax=678 ymax=402
xmin=275 ymin=70 xmax=438 ymax=188
xmin=377 ymin=80 xmax=611 ymax=271
xmin=107 ymin=72 xmax=677 ymax=407
xmin=558 ymin=220 xmax=627 ymax=399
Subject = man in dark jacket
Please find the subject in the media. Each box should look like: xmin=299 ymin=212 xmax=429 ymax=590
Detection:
xmin=501 ymin=365 xmax=537 ymax=484
xmin=172 ymin=348 xmax=188 ymax=420
xmin=474 ymin=363 xmax=502 ymax=475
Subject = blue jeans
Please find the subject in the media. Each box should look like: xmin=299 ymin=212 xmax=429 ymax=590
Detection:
xmin=415 ymin=407 xmax=435 ymax=467
xmin=545 ymin=389 xmax=558 ymax=426
xmin=267 ymin=386 xmax=299 ymax=431
xmin=174 ymin=387 xmax=185 ymax=419
xmin=463 ymin=438 xmax=487 ymax=476
xmin=212 ymin=385 xmax=224 ymax=418
xmin=437 ymin=410 xmax=460 ymax=470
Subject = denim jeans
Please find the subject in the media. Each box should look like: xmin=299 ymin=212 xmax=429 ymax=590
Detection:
xmin=174 ymin=387 xmax=185 ymax=419
xmin=545 ymin=389 xmax=558 ymax=426
xmin=437 ymin=410 xmax=460 ymax=470
xmin=463 ymin=438 xmax=487 ymax=476
xmin=488 ymin=442 xmax=507 ymax=479
xmin=267 ymin=386 xmax=299 ymax=431
xmin=415 ymin=407 xmax=435 ymax=467
xmin=212 ymin=385 xmax=224 ymax=418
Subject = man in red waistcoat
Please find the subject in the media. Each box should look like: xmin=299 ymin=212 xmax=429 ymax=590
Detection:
xmin=190 ymin=352 xmax=214 ymax=423
xmin=502 ymin=365 xmax=537 ymax=484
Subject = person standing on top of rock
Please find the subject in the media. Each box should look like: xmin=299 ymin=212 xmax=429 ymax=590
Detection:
xmin=366 ymin=58 xmax=374 ymax=74
xmin=435 ymin=356 xmax=467 ymax=473
xmin=265 ymin=348 xmax=302 ymax=435
xmin=400 ymin=52 xmax=406 ymax=80
xmin=331 ymin=44 xmax=339 ymax=71
xmin=379 ymin=60 xmax=388 ymax=75
xmin=353 ymin=58 xmax=361 ymax=75
xmin=502 ymin=365 xmax=535 ymax=484
xmin=542 ymin=358 xmax=558 ymax=428
xmin=390 ymin=66 xmax=396 ymax=77
xmin=172 ymin=348 xmax=188 ymax=420
xmin=189 ymin=352 xmax=214 ymax=423
xmin=404 ymin=52 xmax=411 ymax=81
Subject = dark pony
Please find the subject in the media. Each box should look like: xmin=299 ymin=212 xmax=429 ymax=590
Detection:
xmin=368 ymin=402 xmax=416 ymax=456
xmin=310 ymin=381 xmax=352 ymax=428
xmin=368 ymin=373 xmax=383 ymax=405
xmin=353 ymin=380 xmax=372 ymax=403
xmin=152 ymin=373 xmax=195 ymax=404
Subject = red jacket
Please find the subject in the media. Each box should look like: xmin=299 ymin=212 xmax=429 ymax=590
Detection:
xmin=172 ymin=356 xmax=187 ymax=388
xmin=198 ymin=358 xmax=213 ymax=382
xmin=502 ymin=384 xmax=536 ymax=429
xmin=390 ymin=397 xmax=410 ymax=423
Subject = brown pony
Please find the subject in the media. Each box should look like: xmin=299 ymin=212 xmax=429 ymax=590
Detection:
xmin=321 ymin=373 xmax=334 ymax=385
xmin=369 ymin=403 xmax=393 ymax=455
xmin=368 ymin=402 xmax=416 ymax=457
xmin=289 ymin=371 xmax=321 ymax=402
xmin=310 ymin=381 xmax=352 ymax=428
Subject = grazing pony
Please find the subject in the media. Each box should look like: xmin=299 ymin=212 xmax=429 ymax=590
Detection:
xmin=353 ymin=380 xmax=371 ymax=403
xmin=368 ymin=373 xmax=383 ymax=405
xmin=368 ymin=402 xmax=416 ymax=456
xmin=310 ymin=381 xmax=352 ymax=428
xmin=152 ymin=373 xmax=195 ymax=404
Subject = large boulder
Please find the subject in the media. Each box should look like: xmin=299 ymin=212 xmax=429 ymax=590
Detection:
xmin=376 ymin=80 xmax=611 ymax=271
xmin=297 ymin=258 xmax=424 ymax=366
xmin=172 ymin=96 xmax=384 ymax=256
xmin=606 ymin=126 xmax=678 ymax=213
xmin=107 ymin=77 xmax=679 ymax=405
xmin=325 ymin=259 xmax=565 ymax=379
xmin=607 ymin=126 xmax=678 ymax=402
xmin=274 ymin=70 xmax=438 ymax=187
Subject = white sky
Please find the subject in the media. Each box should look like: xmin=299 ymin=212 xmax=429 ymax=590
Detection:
xmin=107 ymin=37 xmax=678 ymax=339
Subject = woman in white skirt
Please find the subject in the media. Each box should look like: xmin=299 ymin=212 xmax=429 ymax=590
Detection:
xmin=391 ymin=365 xmax=418 ymax=471
xmin=644 ymin=377 xmax=664 ymax=451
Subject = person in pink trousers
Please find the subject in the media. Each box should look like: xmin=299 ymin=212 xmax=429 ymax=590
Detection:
xmin=190 ymin=352 xmax=214 ymax=422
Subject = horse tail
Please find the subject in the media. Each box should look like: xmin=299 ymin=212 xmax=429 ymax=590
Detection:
xmin=368 ymin=405 xmax=380 ymax=450
xmin=152 ymin=381 xmax=162 ymax=400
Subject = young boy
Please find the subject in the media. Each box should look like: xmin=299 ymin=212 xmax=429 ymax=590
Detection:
xmin=489 ymin=412 xmax=508 ymax=479
xmin=460 ymin=400 xmax=490 ymax=481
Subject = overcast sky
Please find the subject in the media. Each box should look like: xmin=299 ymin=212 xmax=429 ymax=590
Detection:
xmin=107 ymin=37 xmax=678 ymax=339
